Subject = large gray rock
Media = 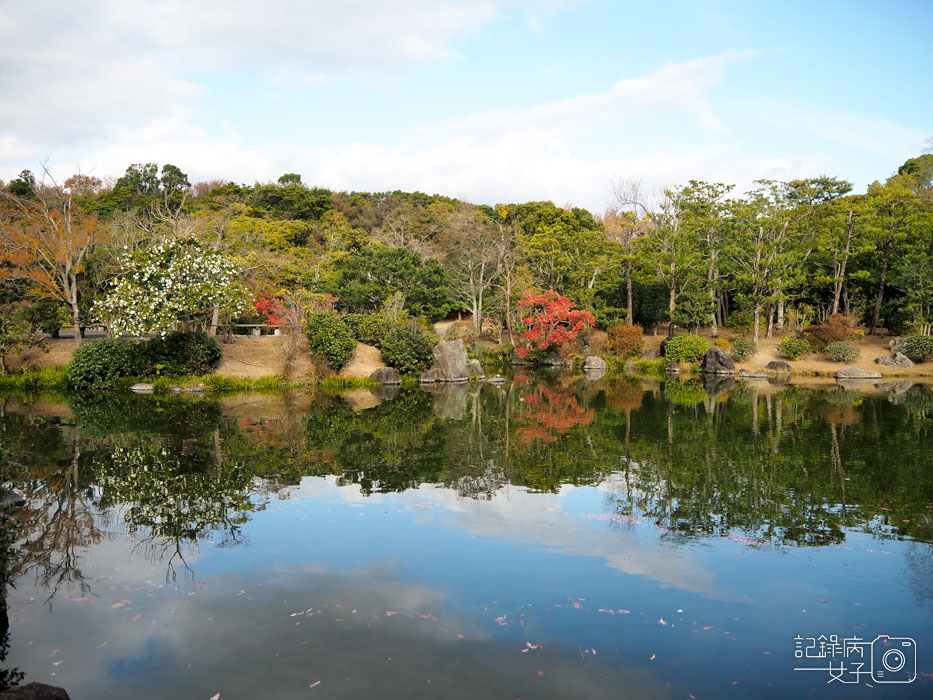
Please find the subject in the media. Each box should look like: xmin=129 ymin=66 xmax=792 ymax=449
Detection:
xmin=129 ymin=383 xmax=154 ymax=394
xmin=431 ymin=339 xmax=469 ymax=382
xmin=370 ymin=367 xmax=400 ymax=385
xmin=876 ymin=352 xmax=914 ymax=368
xmin=419 ymin=368 xmax=438 ymax=384
xmin=889 ymin=337 xmax=906 ymax=354
xmin=739 ymin=369 xmax=767 ymax=379
xmin=466 ymin=358 xmax=485 ymax=380
xmin=698 ymin=346 xmax=735 ymax=374
xmin=487 ymin=374 xmax=506 ymax=385
xmin=834 ymin=366 xmax=882 ymax=379
xmin=0 ymin=489 xmax=27 ymax=510
xmin=665 ymin=361 xmax=680 ymax=374
xmin=765 ymin=360 xmax=792 ymax=373
xmin=583 ymin=355 xmax=607 ymax=371
xmin=624 ymin=360 xmax=637 ymax=374
xmin=0 ymin=683 xmax=71 ymax=700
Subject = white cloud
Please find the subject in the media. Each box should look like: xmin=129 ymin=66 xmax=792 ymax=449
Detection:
xmin=1 ymin=2 xmax=920 ymax=211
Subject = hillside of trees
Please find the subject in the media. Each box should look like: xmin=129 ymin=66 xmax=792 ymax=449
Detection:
xmin=1 ymin=154 xmax=931 ymax=372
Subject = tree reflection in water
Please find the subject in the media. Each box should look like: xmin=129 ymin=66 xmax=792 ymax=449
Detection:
xmin=0 ymin=377 xmax=931 ymax=610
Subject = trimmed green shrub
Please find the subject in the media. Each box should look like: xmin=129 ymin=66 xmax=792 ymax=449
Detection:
xmin=144 ymin=331 xmax=222 ymax=376
xmin=357 ymin=314 xmax=391 ymax=347
xmin=380 ymin=323 xmax=434 ymax=375
xmin=663 ymin=335 xmax=711 ymax=363
xmin=777 ymin=337 xmax=812 ymax=360
xmin=305 ymin=312 xmax=356 ymax=370
xmin=341 ymin=313 xmax=366 ymax=337
xmin=67 ymin=331 xmax=224 ymax=388
xmin=68 ymin=338 xmax=146 ymax=388
xmin=902 ymin=335 xmax=933 ymax=362
xmin=821 ymin=341 xmax=860 ymax=362
xmin=730 ymin=337 xmax=757 ymax=361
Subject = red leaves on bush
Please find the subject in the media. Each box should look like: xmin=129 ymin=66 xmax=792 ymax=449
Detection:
xmin=514 ymin=290 xmax=595 ymax=358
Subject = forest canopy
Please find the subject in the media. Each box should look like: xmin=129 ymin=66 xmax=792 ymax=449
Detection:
xmin=1 ymin=154 xmax=931 ymax=352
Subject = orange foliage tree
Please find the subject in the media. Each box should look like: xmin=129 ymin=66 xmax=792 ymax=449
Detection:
xmin=0 ymin=171 xmax=106 ymax=344
xmin=514 ymin=290 xmax=595 ymax=359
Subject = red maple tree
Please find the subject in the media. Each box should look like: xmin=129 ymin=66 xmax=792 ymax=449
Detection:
xmin=514 ymin=290 xmax=594 ymax=359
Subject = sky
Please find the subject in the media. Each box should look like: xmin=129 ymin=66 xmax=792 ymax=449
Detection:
xmin=1 ymin=0 xmax=930 ymax=212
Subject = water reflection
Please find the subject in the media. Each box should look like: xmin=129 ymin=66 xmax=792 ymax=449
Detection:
xmin=1 ymin=379 xmax=932 ymax=697
xmin=1 ymin=377 xmax=931 ymax=595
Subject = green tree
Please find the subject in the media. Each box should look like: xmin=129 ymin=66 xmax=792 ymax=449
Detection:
xmin=865 ymin=174 xmax=919 ymax=334
xmin=328 ymin=244 xmax=451 ymax=320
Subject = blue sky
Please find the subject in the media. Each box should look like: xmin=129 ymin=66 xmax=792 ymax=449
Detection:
xmin=1 ymin=0 xmax=930 ymax=211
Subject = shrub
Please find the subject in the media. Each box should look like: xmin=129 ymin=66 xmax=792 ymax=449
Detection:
xmin=380 ymin=323 xmax=434 ymax=375
xmin=341 ymin=312 xmax=366 ymax=337
xmin=67 ymin=332 xmax=224 ymax=388
xmin=663 ymin=334 xmax=711 ymax=363
xmin=476 ymin=343 xmax=514 ymax=365
xmin=68 ymin=338 xmax=146 ymax=389
xmin=777 ymin=337 xmax=812 ymax=360
xmin=821 ymin=341 xmax=860 ymax=362
xmin=902 ymin=336 xmax=933 ymax=362
xmin=730 ymin=337 xmax=757 ymax=361
xmin=606 ymin=323 xmax=643 ymax=358
xmin=803 ymin=314 xmax=862 ymax=349
xmin=305 ymin=312 xmax=356 ymax=370
xmin=144 ymin=331 xmax=222 ymax=376
xmin=351 ymin=314 xmax=391 ymax=347
xmin=713 ymin=337 xmax=731 ymax=350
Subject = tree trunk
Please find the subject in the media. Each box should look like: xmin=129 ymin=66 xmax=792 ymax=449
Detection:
xmin=668 ymin=283 xmax=676 ymax=337
xmin=752 ymin=302 xmax=762 ymax=347
xmin=625 ymin=261 xmax=634 ymax=326
xmin=869 ymin=245 xmax=891 ymax=335
xmin=69 ymin=276 xmax=82 ymax=346
xmin=776 ymin=296 xmax=784 ymax=331
xmin=832 ymin=211 xmax=855 ymax=315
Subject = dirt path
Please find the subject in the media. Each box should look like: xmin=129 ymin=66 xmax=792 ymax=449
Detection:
xmin=339 ymin=342 xmax=385 ymax=378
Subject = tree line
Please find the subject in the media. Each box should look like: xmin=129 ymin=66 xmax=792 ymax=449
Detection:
xmin=1 ymin=154 xmax=931 ymax=364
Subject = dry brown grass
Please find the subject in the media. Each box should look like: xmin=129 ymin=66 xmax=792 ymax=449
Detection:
xmin=339 ymin=342 xmax=386 ymax=378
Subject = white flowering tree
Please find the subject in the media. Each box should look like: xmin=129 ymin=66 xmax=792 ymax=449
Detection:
xmin=94 ymin=238 xmax=248 ymax=336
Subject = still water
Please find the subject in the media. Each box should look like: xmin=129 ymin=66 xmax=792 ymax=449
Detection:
xmin=1 ymin=374 xmax=931 ymax=698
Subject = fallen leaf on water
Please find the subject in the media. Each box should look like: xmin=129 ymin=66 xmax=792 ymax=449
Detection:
xmin=649 ymin=654 xmax=656 ymax=661
xmin=309 ymin=681 xmax=321 ymax=689
xmin=731 ymin=680 xmax=739 ymax=686
xmin=536 ymin=671 xmax=544 ymax=677
xmin=658 ymin=618 xmax=668 ymax=626
xmin=457 ymin=634 xmax=464 ymax=639
xmin=703 ymin=626 xmax=714 ymax=631
xmin=133 ymin=614 xmax=142 ymax=622
xmin=111 ymin=601 xmax=129 ymax=609
xmin=210 ymin=694 xmax=220 ymax=700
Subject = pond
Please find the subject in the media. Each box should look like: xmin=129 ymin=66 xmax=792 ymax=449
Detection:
xmin=1 ymin=374 xmax=932 ymax=698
